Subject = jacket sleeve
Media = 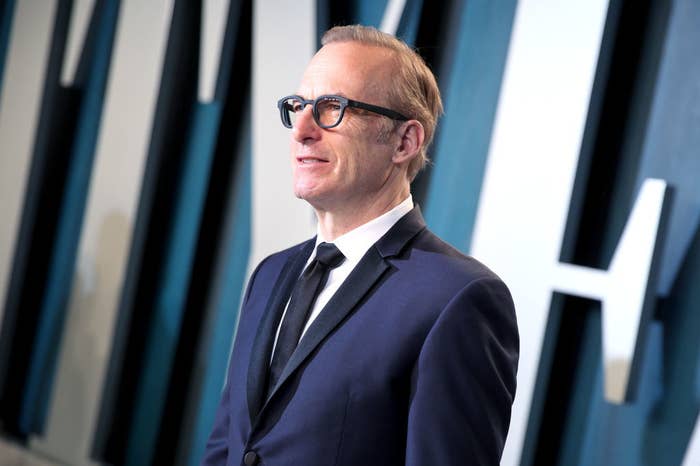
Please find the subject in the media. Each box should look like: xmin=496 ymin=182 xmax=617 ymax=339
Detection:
xmin=405 ymin=277 xmax=519 ymax=466
xmin=200 ymin=258 xmax=267 ymax=465
xmin=200 ymin=376 xmax=231 ymax=466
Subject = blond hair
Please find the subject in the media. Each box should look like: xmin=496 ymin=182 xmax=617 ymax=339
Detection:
xmin=321 ymin=25 xmax=443 ymax=180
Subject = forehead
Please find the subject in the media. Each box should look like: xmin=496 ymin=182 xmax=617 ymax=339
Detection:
xmin=297 ymin=42 xmax=394 ymax=100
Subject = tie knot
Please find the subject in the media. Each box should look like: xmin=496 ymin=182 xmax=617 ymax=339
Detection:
xmin=314 ymin=242 xmax=345 ymax=268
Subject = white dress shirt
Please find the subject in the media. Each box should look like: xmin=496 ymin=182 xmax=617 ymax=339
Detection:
xmin=272 ymin=195 xmax=414 ymax=353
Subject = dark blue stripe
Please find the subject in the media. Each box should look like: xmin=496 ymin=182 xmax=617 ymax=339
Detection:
xmin=20 ymin=0 xmax=119 ymax=433
xmin=395 ymin=0 xmax=423 ymax=44
xmin=0 ymin=0 xmax=15 ymax=93
xmin=125 ymin=102 xmax=223 ymax=465
xmin=184 ymin=125 xmax=251 ymax=466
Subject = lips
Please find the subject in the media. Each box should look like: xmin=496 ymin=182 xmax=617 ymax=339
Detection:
xmin=296 ymin=156 xmax=329 ymax=164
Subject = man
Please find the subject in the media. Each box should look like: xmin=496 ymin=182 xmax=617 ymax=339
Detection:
xmin=202 ymin=25 xmax=518 ymax=466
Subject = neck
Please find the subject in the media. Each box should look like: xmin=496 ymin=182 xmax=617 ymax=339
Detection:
xmin=314 ymin=186 xmax=410 ymax=242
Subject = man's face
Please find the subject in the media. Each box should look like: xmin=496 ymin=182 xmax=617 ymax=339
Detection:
xmin=290 ymin=42 xmax=403 ymax=213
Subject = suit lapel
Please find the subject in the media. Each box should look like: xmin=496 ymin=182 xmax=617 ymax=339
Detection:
xmin=246 ymin=239 xmax=315 ymax=424
xmin=262 ymin=207 xmax=427 ymax=409
xmin=265 ymin=247 xmax=388 ymax=404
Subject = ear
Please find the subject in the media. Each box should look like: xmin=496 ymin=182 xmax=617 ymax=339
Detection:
xmin=392 ymin=120 xmax=425 ymax=166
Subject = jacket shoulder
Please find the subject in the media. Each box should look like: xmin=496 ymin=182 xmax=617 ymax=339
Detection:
xmin=409 ymin=228 xmax=506 ymax=284
xmin=254 ymin=238 xmax=314 ymax=273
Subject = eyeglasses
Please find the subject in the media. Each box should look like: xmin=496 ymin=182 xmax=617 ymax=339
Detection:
xmin=277 ymin=94 xmax=409 ymax=129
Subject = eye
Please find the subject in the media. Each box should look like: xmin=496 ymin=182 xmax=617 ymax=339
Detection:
xmin=290 ymin=101 xmax=304 ymax=112
xmin=318 ymin=98 xmax=342 ymax=112
xmin=315 ymin=97 xmax=346 ymax=126
xmin=326 ymin=100 xmax=342 ymax=111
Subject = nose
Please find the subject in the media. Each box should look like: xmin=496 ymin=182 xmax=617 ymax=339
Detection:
xmin=292 ymin=105 xmax=321 ymax=143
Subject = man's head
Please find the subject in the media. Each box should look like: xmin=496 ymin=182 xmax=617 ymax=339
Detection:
xmin=282 ymin=25 xmax=442 ymax=217
xmin=320 ymin=25 xmax=443 ymax=180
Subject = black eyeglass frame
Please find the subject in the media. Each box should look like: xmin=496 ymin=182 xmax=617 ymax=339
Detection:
xmin=277 ymin=94 xmax=410 ymax=129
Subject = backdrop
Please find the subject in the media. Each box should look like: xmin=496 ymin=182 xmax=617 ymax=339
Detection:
xmin=0 ymin=0 xmax=698 ymax=465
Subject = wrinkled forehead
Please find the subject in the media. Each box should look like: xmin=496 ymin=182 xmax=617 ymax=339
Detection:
xmin=296 ymin=42 xmax=395 ymax=101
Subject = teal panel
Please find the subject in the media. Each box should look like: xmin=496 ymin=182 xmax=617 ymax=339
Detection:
xmin=572 ymin=307 xmax=699 ymax=465
xmin=423 ymin=0 xmax=516 ymax=253
xmin=0 ymin=0 xmax=15 ymax=94
xmin=638 ymin=222 xmax=700 ymax=465
xmin=355 ymin=0 xmax=388 ymax=27
xmin=395 ymin=0 xmax=423 ymax=45
xmin=577 ymin=323 xmax=663 ymax=466
xmin=555 ymin=0 xmax=700 ymax=464
xmin=183 ymin=127 xmax=251 ymax=466
xmin=530 ymin=312 xmax=666 ymax=466
xmin=636 ymin=2 xmax=700 ymax=295
xmin=20 ymin=0 xmax=119 ymax=433
xmin=126 ymin=102 xmax=222 ymax=465
xmin=517 ymin=295 xmax=569 ymax=466
xmin=632 ymin=2 xmax=700 ymax=457
xmin=557 ymin=309 xmax=603 ymax=466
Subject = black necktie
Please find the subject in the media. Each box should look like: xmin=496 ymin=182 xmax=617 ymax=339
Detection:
xmin=268 ymin=242 xmax=345 ymax=394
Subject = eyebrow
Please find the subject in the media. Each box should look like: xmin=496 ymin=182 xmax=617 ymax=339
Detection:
xmin=294 ymin=92 xmax=351 ymax=100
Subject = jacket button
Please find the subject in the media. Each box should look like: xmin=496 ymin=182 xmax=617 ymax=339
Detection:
xmin=243 ymin=450 xmax=259 ymax=465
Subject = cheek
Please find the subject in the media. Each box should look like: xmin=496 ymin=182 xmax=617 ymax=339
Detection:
xmin=289 ymin=139 xmax=299 ymax=159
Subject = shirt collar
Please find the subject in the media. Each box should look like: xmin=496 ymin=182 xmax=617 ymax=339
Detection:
xmin=315 ymin=195 xmax=414 ymax=263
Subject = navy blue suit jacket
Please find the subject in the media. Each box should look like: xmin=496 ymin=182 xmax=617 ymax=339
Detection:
xmin=202 ymin=207 xmax=519 ymax=466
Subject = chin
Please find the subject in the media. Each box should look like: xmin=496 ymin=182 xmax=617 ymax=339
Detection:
xmin=294 ymin=188 xmax=331 ymax=210
xmin=294 ymin=181 xmax=321 ymax=200
xmin=293 ymin=187 xmax=317 ymax=203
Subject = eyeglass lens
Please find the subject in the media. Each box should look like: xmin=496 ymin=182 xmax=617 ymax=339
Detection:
xmin=282 ymin=96 xmax=344 ymax=128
